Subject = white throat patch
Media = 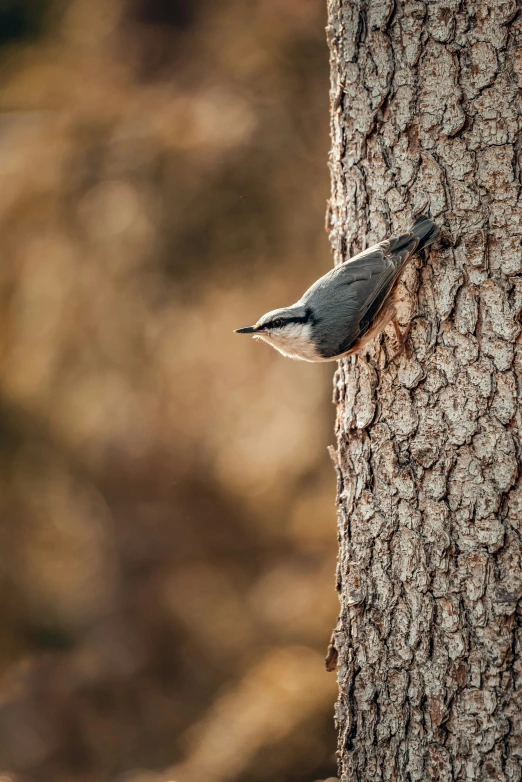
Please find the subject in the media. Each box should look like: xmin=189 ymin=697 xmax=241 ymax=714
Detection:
xmin=255 ymin=323 xmax=321 ymax=362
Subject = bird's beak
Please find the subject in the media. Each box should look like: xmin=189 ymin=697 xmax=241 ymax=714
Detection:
xmin=234 ymin=326 xmax=256 ymax=334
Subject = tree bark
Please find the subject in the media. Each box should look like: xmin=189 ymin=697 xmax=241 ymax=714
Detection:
xmin=326 ymin=2 xmax=522 ymax=780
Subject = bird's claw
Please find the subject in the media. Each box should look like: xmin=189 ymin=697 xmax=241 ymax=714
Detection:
xmin=392 ymin=320 xmax=412 ymax=358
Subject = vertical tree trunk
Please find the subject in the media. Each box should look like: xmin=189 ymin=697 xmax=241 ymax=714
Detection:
xmin=326 ymin=2 xmax=522 ymax=780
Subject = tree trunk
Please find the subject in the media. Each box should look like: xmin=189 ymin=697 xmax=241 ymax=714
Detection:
xmin=326 ymin=2 xmax=522 ymax=780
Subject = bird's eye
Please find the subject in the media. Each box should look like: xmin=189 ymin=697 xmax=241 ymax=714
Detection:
xmin=272 ymin=319 xmax=284 ymax=329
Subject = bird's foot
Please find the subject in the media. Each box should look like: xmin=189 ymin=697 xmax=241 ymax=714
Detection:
xmin=392 ymin=320 xmax=412 ymax=357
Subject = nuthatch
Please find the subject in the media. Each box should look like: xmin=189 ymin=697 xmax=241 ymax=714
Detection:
xmin=235 ymin=215 xmax=439 ymax=362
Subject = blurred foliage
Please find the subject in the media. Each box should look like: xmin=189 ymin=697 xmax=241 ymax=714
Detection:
xmin=0 ymin=1 xmax=338 ymax=781
xmin=0 ymin=1 xmax=50 ymax=47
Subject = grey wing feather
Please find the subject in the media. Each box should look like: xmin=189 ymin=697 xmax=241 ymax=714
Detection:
xmin=301 ymin=234 xmax=418 ymax=358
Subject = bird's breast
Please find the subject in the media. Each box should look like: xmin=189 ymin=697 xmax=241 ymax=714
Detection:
xmin=258 ymin=328 xmax=326 ymax=362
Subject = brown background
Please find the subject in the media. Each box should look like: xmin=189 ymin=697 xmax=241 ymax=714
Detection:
xmin=0 ymin=2 xmax=339 ymax=781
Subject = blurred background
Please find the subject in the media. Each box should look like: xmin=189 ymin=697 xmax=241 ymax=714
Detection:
xmin=0 ymin=1 xmax=338 ymax=780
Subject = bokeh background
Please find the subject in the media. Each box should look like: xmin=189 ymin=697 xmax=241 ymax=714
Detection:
xmin=0 ymin=1 xmax=339 ymax=780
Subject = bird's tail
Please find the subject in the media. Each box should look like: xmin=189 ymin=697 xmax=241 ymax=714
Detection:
xmin=410 ymin=215 xmax=440 ymax=252
xmin=388 ymin=215 xmax=440 ymax=257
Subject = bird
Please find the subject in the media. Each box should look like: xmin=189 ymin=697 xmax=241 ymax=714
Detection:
xmin=234 ymin=215 xmax=440 ymax=362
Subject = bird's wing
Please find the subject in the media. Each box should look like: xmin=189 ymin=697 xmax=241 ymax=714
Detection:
xmin=301 ymin=234 xmax=419 ymax=358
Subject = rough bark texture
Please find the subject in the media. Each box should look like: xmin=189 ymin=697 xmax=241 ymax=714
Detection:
xmin=326 ymin=2 xmax=522 ymax=780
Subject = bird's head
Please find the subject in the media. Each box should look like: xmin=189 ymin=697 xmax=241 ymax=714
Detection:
xmin=234 ymin=304 xmax=318 ymax=361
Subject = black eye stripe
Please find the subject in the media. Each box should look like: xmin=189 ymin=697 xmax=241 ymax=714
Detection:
xmin=259 ymin=309 xmax=314 ymax=331
xmin=259 ymin=319 xmax=284 ymax=331
xmin=266 ymin=315 xmax=309 ymax=329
